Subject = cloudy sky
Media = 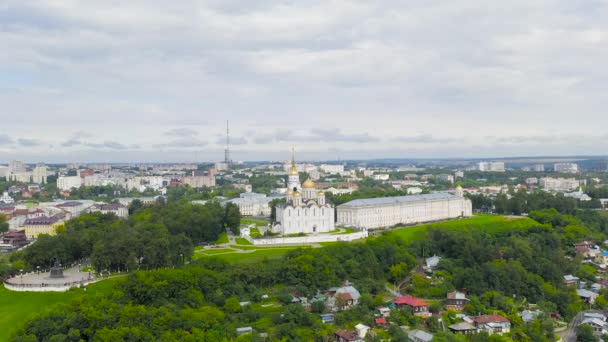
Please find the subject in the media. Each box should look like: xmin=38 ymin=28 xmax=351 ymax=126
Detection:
xmin=1 ymin=0 xmax=607 ymax=162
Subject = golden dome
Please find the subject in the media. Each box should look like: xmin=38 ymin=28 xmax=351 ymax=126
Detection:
xmin=287 ymin=189 xmax=295 ymax=196
xmin=293 ymin=191 xmax=301 ymax=197
xmin=456 ymin=185 xmax=463 ymax=190
xmin=302 ymin=178 xmax=316 ymax=189
xmin=289 ymin=165 xmax=299 ymax=176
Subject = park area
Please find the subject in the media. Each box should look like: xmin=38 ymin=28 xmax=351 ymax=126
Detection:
xmin=1 ymin=214 xmax=542 ymax=339
xmin=385 ymin=214 xmax=541 ymax=242
xmin=0 ymin=278 xmax=123 ymax=341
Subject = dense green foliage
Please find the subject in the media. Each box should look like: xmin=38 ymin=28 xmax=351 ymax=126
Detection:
xmin=8 ymin=200 xmax=240 ymax=274
xmin=467 ymin=189 xmax=602 ymax=215
xmin=11 ymin=209 xmax=608 ymax=341
xmin=0 ymin=213 xmax=8 ymax=234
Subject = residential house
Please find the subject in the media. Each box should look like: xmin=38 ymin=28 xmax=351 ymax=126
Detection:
xmin=581 ymin=318 xmax=608 ymax=335
xmin=424 ymin=255 xmax=442 ymax=272
xmin=2 ymin=230 xmax=28 ymax=248
xmin=445 ymin=291 xmax=469 ymax=311
xmin=575 ymin=241 xmax=595 ymax=258
xmin=378 ymin=307 xmax=391 ymax=318
xmin=520 ymin=310 xmax=542 ymax=323
xmin=394 ymin=296 xmax=431 ymax=317
xmin=334 ymin=330 xmax=362 ymax=342
xmin=408 ymin=329 xmax=434 ymax=342
xmin=448 ymin=322 xmax=477 ymax=335
xmin=577 ymin=289 xmax=599 ymax=305
xmin=596 ymin=251 xmax=608 ymax=265
xmin=471 ymin=314 xmax=511 ymax=335
xmin=564 ymin=275 xmax=580 ymax=287
xmin=320 ymin=314 xmax=334 ymax=324
xmin=326 ymin=282 xmax=361 ymax=311
xmin=375 ymin=317 xmax=388 ymax=326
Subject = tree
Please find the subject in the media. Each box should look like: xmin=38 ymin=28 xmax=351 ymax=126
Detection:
xmin=224 ymin=202 xmax=241 ymax=234
xmin=224 ymin=296 xmax=241 ymax=313
xmin=577 ymin=324 xmax=599 ymax=342
xmin=0 ymin=213 xmax=8 ymax=234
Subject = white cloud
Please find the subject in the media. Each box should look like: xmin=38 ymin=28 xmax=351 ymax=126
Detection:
xmin=1 ymin=0 xmax=608 ymax=161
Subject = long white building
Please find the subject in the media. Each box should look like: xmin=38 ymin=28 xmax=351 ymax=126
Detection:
xmin=336 ymin=188 xmax=472 ymax=229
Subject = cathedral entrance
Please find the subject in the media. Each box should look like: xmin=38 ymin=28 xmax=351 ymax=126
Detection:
xmin=313 ymin=225 xmax=317 ymax=233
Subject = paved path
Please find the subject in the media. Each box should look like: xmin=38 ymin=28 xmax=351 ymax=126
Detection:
xmin=6 ymin=265 xmax=94 ymax=286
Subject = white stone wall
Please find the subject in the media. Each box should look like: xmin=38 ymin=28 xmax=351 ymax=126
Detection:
xmin=252 ymin=231 xmax=368 ymax=245
xmin=276 ymin=204 xmax=335 ymax=234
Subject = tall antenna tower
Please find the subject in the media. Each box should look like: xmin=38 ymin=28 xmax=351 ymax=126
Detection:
xmin=224 ymin=120 xmax=232 ymax=165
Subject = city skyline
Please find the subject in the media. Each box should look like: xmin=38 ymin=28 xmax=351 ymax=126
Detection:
xmin=2 ymin=0 xmax=608 ymax=161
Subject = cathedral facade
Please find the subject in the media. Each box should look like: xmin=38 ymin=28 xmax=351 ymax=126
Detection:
xmin=273 ymin=150 xmax=335 ymax=235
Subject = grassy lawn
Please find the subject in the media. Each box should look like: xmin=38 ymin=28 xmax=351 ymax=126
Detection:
xmin=210 ymin=249 xmax=294 ymax=263
xmin=235 ymin=237 xmax=252 ymax=245
xmin=194 ymin=248 xmax=235 ymax=256
xmin=0 ymin=277 xmax=123 ymax=341
xmin=241 ymin=219 xmax=269 ymax=227
xmin=215 ymin=232 xmax=229 ymax=244
xmin=387 ymin=215 xmax=541 ymax=244
xmin=194 ymin=244 xmax=311 ymax=263
xmin=230 ymin=245 xmax=312 ymax=250
xmin=250 ymin=227 xmax=261 ymax=237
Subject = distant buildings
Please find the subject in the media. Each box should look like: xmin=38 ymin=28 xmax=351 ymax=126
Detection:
xmin=554 ymin=163 xmax=579 ymax=173
xmin=23 ymin=216 xmax=62 ymax=239
xmin=225 ymin=193 xmax=272 ymax=217
xmin=182 ymin=170 xmax=216 ymax=188
xmin=336 ymin=188 xmax=472 ymax=229
xmin=320 ymin=164 xmax=345 ymax=175
xmin=539 ymin=177 xmax=581 ymax=192
xmin=32 ymin=164 xmax=48 ymax=184
xmin=478 ymin=161 xmax=505 ymax=172
xmin=88 ymin=203 xmax=129 ymax=218
xmin=0 ymin=192 xmax=14 ymax=204
xmin=57 ymin=176 xmax=83 ymax=191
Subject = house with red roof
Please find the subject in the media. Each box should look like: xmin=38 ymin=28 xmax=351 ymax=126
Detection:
xmin=375 ymin=317 xmax=388 ymax=326
xmin=393 ymin=296 xmax=430 ymax=317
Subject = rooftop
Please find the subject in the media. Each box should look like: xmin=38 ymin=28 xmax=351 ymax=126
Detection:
xmin=394 ymin=296 xmax=428 ymax=307
xmin=338 ymin=193 xmax=459 ymax=207
xmin=471 ymin=314 xmax=510 ymax=324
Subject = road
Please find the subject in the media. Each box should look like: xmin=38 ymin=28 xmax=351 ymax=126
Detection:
xmin=563 ymin=311 xmax=583 ymax=342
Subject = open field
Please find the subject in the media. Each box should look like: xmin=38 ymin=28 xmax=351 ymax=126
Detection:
xmin=387 ymin=215 xmax=541 ymax=243
xmin=0 ymin=277 xmax=123 ymax=341
xmin=193 ymin=244 xmax=310 ymax=263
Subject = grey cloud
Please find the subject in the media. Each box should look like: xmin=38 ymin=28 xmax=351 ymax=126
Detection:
xmin=0 ymin=134 xmax=14 ymax=145
xmin=391 ymin=134 xmax=462 ymax=144
xmin=61 ymin=131 xmax=91 ymax=147
xmin=253 ymin=128 xmax=379 ymax=144
xmin=154 ymin=139 xmax=208 ymax=148
xmin=215 ymin=135 xmax=247 ymax=145
xmin=165 ymin=128 xmax=199 ymax=137
xmin=310 ymin=128 xmax=380 ymax=143
xmin=17 ymin=138 xmax=41 ymax=147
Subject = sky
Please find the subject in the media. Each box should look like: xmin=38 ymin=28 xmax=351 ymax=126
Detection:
xmin=1 ymin=0 xmax=608 ymax=163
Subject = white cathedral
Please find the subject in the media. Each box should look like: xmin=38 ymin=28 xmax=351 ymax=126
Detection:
xmin=273 ymin=150 xmax=335 ymax=235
